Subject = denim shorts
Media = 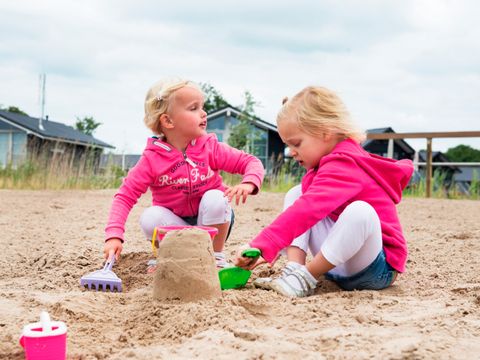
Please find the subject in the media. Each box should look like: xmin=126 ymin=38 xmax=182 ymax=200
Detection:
xmin=324 ymin=250 xmax=397 ymax=291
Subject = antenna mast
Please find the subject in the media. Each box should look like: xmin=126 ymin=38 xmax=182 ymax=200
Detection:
xmin=38 ymin=73 xmax=46 ymax=131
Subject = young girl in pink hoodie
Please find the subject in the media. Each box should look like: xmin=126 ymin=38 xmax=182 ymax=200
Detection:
xmin=104 ymin=79 xmax=264 ymax=268
xmin=235 ymin=86 xmax=413 ymax=297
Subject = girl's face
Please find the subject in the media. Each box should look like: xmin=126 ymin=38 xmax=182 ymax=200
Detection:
xmin=278 ymin=118 xmax=338 ymax=170
xmin=165 ymin=86 xmax=207 ymax=140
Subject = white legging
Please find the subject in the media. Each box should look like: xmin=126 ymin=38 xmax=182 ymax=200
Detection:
xmin=285 ymin=185 xmax=382 ymax=277
xmin=139 ymin=189 xmax=232 ymax=240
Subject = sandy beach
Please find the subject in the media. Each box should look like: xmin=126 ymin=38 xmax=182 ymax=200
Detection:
xmin=0 ymin=189 xmax=479 ymax=359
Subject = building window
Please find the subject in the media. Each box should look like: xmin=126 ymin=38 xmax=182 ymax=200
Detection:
xmin=247 ymin=128 xmax=268 ymax=168
xmin=209 ymin=131 xmax=223 ymax=142
xmin=207 ymin=116 xmax=227 ymax=143
xmin=0 ymin=131 xmax=27 ymax=168
xmin=12 ymin=132 xmax=27 ymax=167
xmin=0 ymin=133 xmax=8 ymax=167
xmin=207 ymin=116 xmax=226 ymax=130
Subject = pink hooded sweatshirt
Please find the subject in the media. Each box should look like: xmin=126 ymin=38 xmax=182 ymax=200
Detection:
xmin=105 ymin=134 xmax=264 ymax=242
xmin=250 ymin=138 xmax=414 ymax=272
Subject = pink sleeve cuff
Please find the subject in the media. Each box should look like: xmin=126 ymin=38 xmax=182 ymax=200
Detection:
xmin=249 ymin=237 xmax=280 ymax=264
xmin=242 ymin=175 xmax=262 ymax=195
xmin=105 ymin=228 xmax=125 ymax=243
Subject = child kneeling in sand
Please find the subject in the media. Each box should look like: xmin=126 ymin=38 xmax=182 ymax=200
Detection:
xmin=103 ymin=78 xmax=264 ymax=268
xmin=235 ymin=86 xmax=413 ymax=297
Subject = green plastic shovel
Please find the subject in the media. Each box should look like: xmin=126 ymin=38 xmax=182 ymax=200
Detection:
xmin=218 ymin=248 xmax=261 ymax=290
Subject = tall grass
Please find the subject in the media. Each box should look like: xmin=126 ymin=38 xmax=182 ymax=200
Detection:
xmin=403 ymin=170 xmax=449 ymax=198
xmin=403 ymin=170 xmax=479 ymax=199
xmin=2 ymin=148 xmax=479 ymax=199
xmin=0 ymin=161 xmax=125 ymax=190
xmin=0 ymin=144 xmax=125 ymax=190
xmin=221 ymin=157 xmax=305 ymax=193
xmin=221 ymin=171 xmax=299 ymax=193
xmin=468 ymin=170 xmax=479 ymax=199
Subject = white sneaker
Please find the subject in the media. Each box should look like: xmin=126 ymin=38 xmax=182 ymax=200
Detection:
xmin=253 ymin=262 xmax=302 ymax=290
xmin=214 ymin=252 xmax=232 ymax=269
xmin=270 ymin=266 xmax=318 ymax=298
xmin=146 ymin=259 xmax=157 ymax=274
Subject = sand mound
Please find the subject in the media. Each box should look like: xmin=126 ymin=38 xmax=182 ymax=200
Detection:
xmin=153 ymin=228 xmax=222 ymax=302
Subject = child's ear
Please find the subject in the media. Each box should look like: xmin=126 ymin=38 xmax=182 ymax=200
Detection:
xmin=323 ymin=132 xmax=333 ymax=142
xmin=159 ymin=114 xmax=174 ymax=129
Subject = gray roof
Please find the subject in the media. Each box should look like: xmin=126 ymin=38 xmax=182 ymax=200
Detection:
xmin=363 ymin=127 xmax=415 ymax=155
xmin=0 ymin=109 xmax=114 ymax=148
xmin=417 ymin=150 xmax=450 ymax=162
xmin=207 ymin=105 xmax=278 ymax=132
xmin=417 ymin=150 xmax=460 ymax=172
xmin=453 ymin=166 xmax=480 ymax=182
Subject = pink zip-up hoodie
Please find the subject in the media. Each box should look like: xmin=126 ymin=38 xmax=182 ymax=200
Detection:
xmin=105 ymin=133 xmax=265 ymax=242
xmin=250 ymin=138 xmax=414 ymax=272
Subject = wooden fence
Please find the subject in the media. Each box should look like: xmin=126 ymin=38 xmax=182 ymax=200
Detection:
xmin=365 ymin=131 xmax=480 ymax=197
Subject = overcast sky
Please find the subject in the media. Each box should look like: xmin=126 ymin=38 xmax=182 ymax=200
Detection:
xmin=1 ymin=0 xmax=479 ymax=153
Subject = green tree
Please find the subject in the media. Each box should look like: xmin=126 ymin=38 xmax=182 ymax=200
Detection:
xmin=75 ymin=116 xmax=102 ymax=136
xmin=1 ymin=105 xmax=28 ymax=115
xmin=228 ymin=90 xmax=261 ymax=152
xmin=445 ymin=144 xmax=480 ymax=162
xmin=200 ymin=83 xmax=229 ymax=114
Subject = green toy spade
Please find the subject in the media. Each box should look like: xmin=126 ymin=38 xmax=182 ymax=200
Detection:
xmin=218 ymin=248 xmax=261 ymax=290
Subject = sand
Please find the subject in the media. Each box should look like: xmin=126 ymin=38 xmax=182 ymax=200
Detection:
xmin=0 ymin=189 xmax=479 ymax=359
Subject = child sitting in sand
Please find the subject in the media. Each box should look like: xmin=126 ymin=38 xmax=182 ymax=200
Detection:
xmin=103 ymin=78 xmax=264 ymax=268
xmin=235 ymin=86 xmax=413 ymax=297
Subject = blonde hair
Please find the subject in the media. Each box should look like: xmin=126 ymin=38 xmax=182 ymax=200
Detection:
xmin=144 ymin=78 xmax=202 ymax=135
xmin=278 ymin=86 xmax=365 ymax=143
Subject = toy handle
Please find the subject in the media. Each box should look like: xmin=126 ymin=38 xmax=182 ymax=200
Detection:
xmin=103 ymin=256 xmax=115 ymax=272
xmin=241 ymin=248 xmax=261 ymax=258
xmin=40 ymin=311 xmax=52 ymax=333
xmin=151 ymin=227 xmax=158 ymax=257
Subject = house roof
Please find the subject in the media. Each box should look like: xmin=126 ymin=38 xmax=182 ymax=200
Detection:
xmin=417 ymin=150 xmax=460 ymax=172
xmin=363 ymin=127 xmax=416 ymax=155
xmin=0 ymin=110 xmax=114 ymax=149
xmin=417 ymin=150 xmax=450 ymax=162
xmin=207 ymin=105 xmax=278 ymax=132
xmin=453 ymin=166 xmax=480 ymax=182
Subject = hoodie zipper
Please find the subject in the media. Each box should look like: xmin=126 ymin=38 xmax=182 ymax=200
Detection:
xmin=183 ymin=151 xmax=197 ymax=214
xmin=183 ymin=152 xmax=197 ymax=168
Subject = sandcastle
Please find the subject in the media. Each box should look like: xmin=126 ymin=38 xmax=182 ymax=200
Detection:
xmin=153 ymin=228 xmax=222 ymax=302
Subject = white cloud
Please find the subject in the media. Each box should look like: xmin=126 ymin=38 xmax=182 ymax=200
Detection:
xmin=1 ymin=0 xmax=479 ymax=153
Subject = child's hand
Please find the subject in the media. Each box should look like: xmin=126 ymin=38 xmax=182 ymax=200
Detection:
xmin=103 ymin=238 xmax=123 ymax=261
xmin=234 ymin=244 xmax=262 ymax=270
xmin=224 ymin=182 xmax=256 ymax=205
xmin=234 ymin=245 xmax=279 ymax=270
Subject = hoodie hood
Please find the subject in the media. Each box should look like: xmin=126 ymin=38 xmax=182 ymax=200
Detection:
xmin=144 ymin=133 xmax=216 ymax=155
xmin=328 ymin=139 xmax=414 ymax=204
